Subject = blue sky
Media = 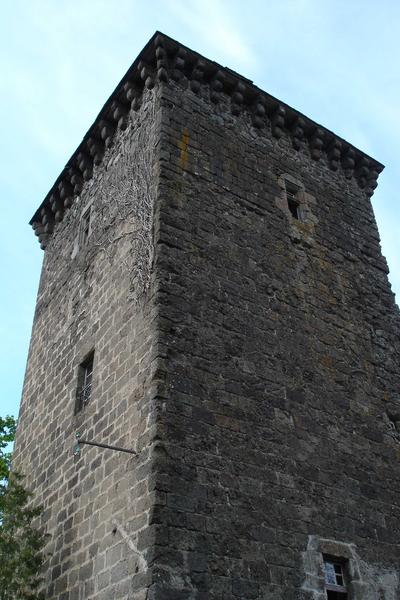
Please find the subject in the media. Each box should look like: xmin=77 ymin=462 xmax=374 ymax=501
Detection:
xmin=1 ymin=0 xmax=399 ymax=419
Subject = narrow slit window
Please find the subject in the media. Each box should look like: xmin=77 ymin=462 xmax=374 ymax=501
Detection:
xmin=285 ymin=182 xmax=301 ymax=220
xmin=324 ymin=558 xmax=348 ymax=600
xmin=81 ymin=206 xmax=92 ymax=245
xmin=75 ymin=351 xmax=94 ymax=413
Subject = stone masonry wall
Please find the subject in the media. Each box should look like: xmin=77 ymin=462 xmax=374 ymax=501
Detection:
xmin=14 ymin=87 xmax=163 ymax=600
xmin=14 ymin=47 xmax=400 ymax=600
xmin=151 ymin=80 xmax=400 ymax=599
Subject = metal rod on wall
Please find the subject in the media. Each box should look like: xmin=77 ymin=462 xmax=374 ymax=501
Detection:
xmin=74 ymin=433 xmax=137 ymax=456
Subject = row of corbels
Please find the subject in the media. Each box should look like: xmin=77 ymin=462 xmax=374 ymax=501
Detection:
xmin=153 ymin=36 xmax=382 ymax=196
xmin=31 ymin=57 xmax=160 ymax=248
xmin=32 ymin=34 xmax=382 ymax=249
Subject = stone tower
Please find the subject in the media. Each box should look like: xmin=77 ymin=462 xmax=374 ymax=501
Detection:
xmin=15 ymin=32 xmax=400 ymax=600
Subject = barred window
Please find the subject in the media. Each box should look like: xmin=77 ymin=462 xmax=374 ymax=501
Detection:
xmin=80 ymin=206 xmax=92 ymax=245
xmin=75 ymin=351 xmax=94 ymax=413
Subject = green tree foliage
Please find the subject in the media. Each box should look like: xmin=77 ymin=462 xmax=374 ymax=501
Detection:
xmin=0 ymin=416 xmax=16 ymax=480
xmin=0 ymin=416 xmax=47 ymax=600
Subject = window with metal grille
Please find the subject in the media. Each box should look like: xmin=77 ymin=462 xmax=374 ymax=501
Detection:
xmin=75 ymin=351 xmax=94 ymax=413
xmin=80 ymin=206 xmax=92 ymax=245
xmin=324 ymin=558 xmax=348 ymax=600
xmin=285 ymin=181 xmax=301 ymax=219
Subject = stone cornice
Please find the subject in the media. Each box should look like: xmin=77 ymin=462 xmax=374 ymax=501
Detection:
xmin=31 ymin=31 xmax=384 ymax=249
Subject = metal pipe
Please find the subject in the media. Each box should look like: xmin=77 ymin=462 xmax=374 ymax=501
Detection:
xmin=76 ymin=438 xmax=137 ymax=455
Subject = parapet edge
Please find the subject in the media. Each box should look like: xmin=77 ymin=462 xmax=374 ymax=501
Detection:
xmin=31 ymin=31 xmax=384 ymax=249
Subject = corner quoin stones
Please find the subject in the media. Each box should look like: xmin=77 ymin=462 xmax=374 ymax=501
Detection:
xmin=14 ymin=32 xmax=400 ymax=600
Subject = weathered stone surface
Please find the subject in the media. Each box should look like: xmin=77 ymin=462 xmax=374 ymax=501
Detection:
xmin=15 ymin=33 xmax=400 ymax=600
xmin=14 ymin=85 xmax=163 ymax=599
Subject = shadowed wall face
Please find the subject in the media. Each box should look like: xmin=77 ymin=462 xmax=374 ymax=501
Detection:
xmin=153 ymin=80 xmax=400 ymax=598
